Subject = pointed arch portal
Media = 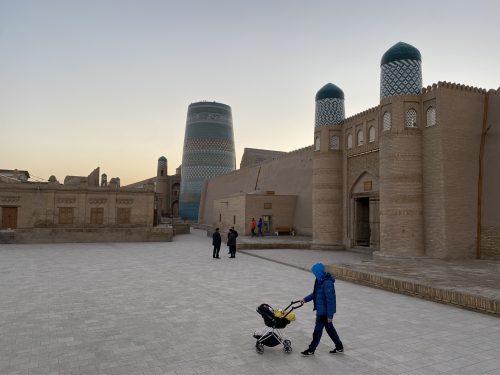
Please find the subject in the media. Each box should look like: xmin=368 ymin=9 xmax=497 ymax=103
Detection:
xmin=349 ymin=171 xmax=379 ymax=249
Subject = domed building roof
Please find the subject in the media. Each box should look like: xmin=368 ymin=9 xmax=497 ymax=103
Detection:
xmin=381 ymin=42 xmax=421 ymax=65
xmin=315 ymin=83 xmax=344 ymax=101
xmin=158 ymin=156 xmax=167 ymax=161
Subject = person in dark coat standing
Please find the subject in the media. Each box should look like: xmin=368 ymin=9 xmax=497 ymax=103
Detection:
xmin=227 ymin=227 xmax=238 ymax=258
xmin=212 ymin=228 xmax=222 ymax=259
xmin=300 ymin=262 xmax=344 ymax=356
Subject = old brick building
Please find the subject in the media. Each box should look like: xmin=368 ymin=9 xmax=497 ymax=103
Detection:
xmin=200 ymin=42 xmax=500 ymax=260
xmin=0 ymin=167 xmax=172 ymax=243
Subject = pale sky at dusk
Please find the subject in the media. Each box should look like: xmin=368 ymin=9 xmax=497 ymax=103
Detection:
xmin=1 ymin=0 xmax=499 ymax=185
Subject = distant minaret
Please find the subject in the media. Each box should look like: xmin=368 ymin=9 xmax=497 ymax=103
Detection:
xmin=179 ymin=102 xmax=236 ymax=221
xmin=157 ymin=156 xmax=168 ymax=216
xmin=101 ymin=173 xmax=107 ymax=187
xmin=312 ymin=83 xmax=345 ymax=249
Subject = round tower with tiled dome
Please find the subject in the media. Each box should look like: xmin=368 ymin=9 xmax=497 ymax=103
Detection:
xmin=378 ymin=42 xmax=425 ymax=256
xmin=380 ymin=41 xmax=422 ymax=99
xmin=312 ymin=83 xmax=345 ymax=249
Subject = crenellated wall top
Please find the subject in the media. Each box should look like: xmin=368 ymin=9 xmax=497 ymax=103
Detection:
xmin=421 ymin=81 xmax=487 ymax=95
xmin=343 ymin=105 xmax=380 ymax=125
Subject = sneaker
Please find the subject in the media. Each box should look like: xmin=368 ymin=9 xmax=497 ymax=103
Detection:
xmin=329 ymin=347 xmax=344 ymax=354
xmin=301 ymin=349 xmax=314 ymax=356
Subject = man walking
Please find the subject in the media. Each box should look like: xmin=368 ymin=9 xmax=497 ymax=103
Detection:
xmin=212 ymin=228 xmax=221 ymax=259
xmin=300 ymin=262 xmax=344 ymax=356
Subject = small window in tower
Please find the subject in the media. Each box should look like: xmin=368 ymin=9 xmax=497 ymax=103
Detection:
xmin=368 ymin=126 xmax=376 ymax=143
xmin=406 ymin=109 xmax=417 ymax=127
xmin=329 ymin=135 xmax=340 ymax=150
xmin=219 ymin=213 xmax=221 ymax=222
xmin=357 ymin=130 xmax=364 ymax=146
xmin=233 ymin=215 xmax=236 ymax=225
xmin=426 ymin=107 xmax=437 ymax=127
xmin=161 ymin=170 xmax=164 ymax=176
xmin=383 ymin=112 xmax=392 ymax=131
xmin=347 ymin=133 xmax=353 ymax=149
xmin=314 ymin=136 xmax=320 ymax=151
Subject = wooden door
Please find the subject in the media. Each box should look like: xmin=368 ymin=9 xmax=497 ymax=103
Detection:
xmin=1 ymin=207 xmax=18 ymax=229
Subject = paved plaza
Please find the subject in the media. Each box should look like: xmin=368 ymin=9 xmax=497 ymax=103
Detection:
xmin=1 ymin=230 xmax=500 ymax=375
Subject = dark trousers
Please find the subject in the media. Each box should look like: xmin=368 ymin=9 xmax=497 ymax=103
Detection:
xmin=229 ymin=245 xmax=236 ymax=257
xmin=308 ymin=315 xmax=343 ymax=351
xmin=251 ymin=228 xmax=256 ymax=237
xmin=213 ymin=245 xmax=220 ymax=258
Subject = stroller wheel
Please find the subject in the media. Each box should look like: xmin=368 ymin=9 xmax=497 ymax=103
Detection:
xmin=256 ymin=343 xmax=264 ymax=354
xmin=283 ymin=339 xmax=292 ymax=354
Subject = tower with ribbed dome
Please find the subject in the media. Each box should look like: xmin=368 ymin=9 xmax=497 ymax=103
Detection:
xmin=312 ymin=83 xmax=345 ymax=249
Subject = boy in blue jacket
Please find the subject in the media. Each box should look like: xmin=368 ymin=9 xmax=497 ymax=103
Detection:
xmin=300 ymin=262 xmax=344 ymax=356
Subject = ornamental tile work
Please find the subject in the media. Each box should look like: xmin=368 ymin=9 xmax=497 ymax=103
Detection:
xmin=315 ymin=98 xmax=345 ymax=127
xmin=179 ymin=102 xmax=236 ymax=221
xmin=380 ymin=59 xmax=422 ymax=99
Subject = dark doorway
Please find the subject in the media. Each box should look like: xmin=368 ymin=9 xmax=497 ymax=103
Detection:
xmin=355 ymin=198 xmax=370 ymax=246
xmin=262 ymin=215 xmax=272 ymax=234
xmin=1 ymin=207 xmax=18 ymax=229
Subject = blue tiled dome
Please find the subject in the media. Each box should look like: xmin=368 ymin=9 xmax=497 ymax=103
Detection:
xmin=158 ymin=156 xmax=167 ymax=161
xmin=381 ymin=42 xmax=421 ymax=66
xmin=315 ymin=83 xmax=344 ymax=101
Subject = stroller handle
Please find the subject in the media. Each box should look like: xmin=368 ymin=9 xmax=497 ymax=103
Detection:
xmin=281 ymin=300 xmax=304 ymax=319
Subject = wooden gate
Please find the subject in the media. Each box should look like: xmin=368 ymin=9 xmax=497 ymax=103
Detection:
xmin=1 ymin=207 xmax=18 ymax=229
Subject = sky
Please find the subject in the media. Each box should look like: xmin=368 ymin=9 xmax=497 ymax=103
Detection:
xmin=1 ymin=0 xmax=499 ymax=185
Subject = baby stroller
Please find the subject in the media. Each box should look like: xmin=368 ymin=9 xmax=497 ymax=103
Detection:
xmin=253 ymin=300 xmax=303 ymax=354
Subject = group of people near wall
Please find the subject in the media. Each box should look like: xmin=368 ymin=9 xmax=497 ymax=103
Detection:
xmin=250 ymin=217 xmax=264 ymax=237
xmin=211 ymin=227 xmax=238 ymax=259
xmin=211 ymin=218 xmax=266 ymax=259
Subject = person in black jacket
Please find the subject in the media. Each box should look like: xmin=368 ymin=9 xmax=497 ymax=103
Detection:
xmin=227 ymin=227 xmax=238 ymax=258
xmin=300 ymin=263 xmax=343 ymax=356
xmin=212 ymin=228 xmax=222 ymax=259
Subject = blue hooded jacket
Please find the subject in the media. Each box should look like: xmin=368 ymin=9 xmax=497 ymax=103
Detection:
xmin=303 ymin=264 xmax=337 ymax=319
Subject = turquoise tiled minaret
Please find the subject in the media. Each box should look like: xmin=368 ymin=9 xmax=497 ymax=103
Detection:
xmin=179 ymin=102 xmax=236 ymax=221
xmin=380 ymin=42 xmax=422 ymax=99
xmin=315 ymin=83 xmax=345 ymax=127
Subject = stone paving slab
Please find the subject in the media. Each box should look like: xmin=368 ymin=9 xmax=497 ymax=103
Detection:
xmin=0 ymin=229 xmax=499 ymax=375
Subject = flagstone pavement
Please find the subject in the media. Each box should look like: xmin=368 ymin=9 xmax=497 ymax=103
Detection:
xmin=0 ymin=229 xmax=499 ymax=375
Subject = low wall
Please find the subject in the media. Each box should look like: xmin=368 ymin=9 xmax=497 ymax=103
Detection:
xmin=173 ymin=223 xmax=190 ymax=235
xmin=0 ymin=227 xmax=173 ymax=244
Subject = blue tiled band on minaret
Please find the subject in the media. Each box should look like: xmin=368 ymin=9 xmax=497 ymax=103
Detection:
xmin=380 ymin=59 xmax=422 ymax=99
xmin=315 ymin=98 xmax=345 ymax=127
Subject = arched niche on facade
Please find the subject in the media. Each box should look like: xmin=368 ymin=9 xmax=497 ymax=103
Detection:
xmin=350 ymin=171 xmax=379 ymax=196
xmin=172 ymin=200 xmax=179 ymax=217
